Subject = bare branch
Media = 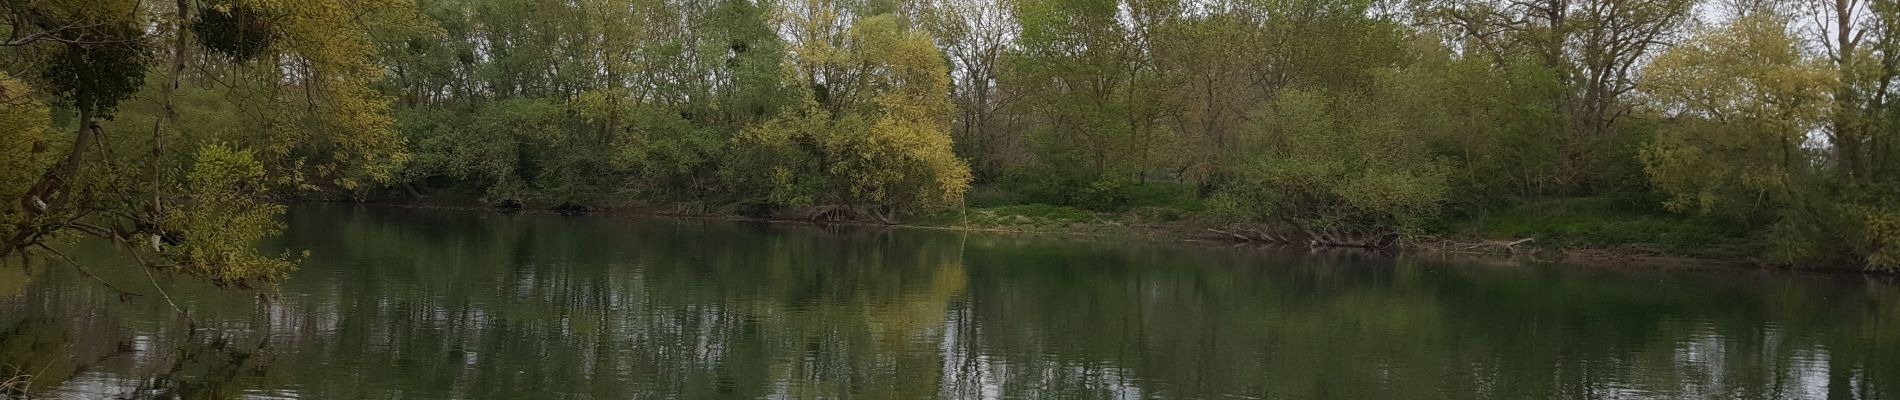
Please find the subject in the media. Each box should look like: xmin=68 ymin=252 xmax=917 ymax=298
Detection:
xmin=0 ymin=22 xmax=105 ymax=47
xmin=33 ymin=243 xmax=145 ymax=299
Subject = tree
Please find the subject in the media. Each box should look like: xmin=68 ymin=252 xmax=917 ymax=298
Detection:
xmin=1430 ymin=0 xmax=1695 ymax=193
xmin=1640 ymin=12 xmax=1835 ymax=217
xmin=1639 ymin=12 xmax=1900 ymax=270
xmin=0 ymin=0 xmax=420 ymax=288
xmin=1214 ymin=88 xmax=1451 ymax=245
xmin=1008 ymin=0 xmax=1175 ymax=180
xmin=1378 ymin=38 xmax=1569 ymax=207
xmin=730 ymin=10 xmax=971 ymax=218
xmin=0 ymin=72 xmax=56 ymax=253
xmin=917 ymin=0 xmax=1025 ymax=180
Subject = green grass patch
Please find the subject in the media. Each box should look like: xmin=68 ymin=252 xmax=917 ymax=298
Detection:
xmin=970 ymin=177 xmax=1207 ymax=212
xmin=1441 ymin=197 xmax=1752 ymax=255
xmin=913 ymin=204 xmax=1106 ymax=229
xmin=1121 ymin=182 xmax=1208 ymax=212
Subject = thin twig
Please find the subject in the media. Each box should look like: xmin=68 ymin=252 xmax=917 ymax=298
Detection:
xmin=0 ymin=22 xmax=108 ymax=47
xmin=143 ymin=264 xmax=195 ymax=327
xmin=113 ymin=235 xmax=197 ymax=327
xmin=33 ymin=244 xmax=143 ymax=299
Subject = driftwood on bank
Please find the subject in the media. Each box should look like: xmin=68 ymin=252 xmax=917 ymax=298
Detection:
xmin=1208 ymin=223 xmax=1539 ymax=253
xmin=795 ymin=204 xmax=899 ymax=225
xmin=1414 ymin=236 xmax=1538 ymax=254
xmin=1208 ymin=225 xmax=1402 ymax=249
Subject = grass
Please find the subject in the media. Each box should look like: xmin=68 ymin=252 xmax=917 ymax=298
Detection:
xmin=972 ymin=177 xmax=1207 ymax=212
xmin=1120 ymin=182 xmax=1208 ymax=212
xmin=924 ymin=185 xmax=1760 ymax=260
xmin=1439 ymin=197 xmax=1753 ymax=256
xmin=915 ymin=204 xmax=1106 ymax=229
xmin=922 ymin=180 xmax=1209 ymax=230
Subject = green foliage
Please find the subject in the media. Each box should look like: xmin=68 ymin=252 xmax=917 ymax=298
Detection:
xmin=38 ymin=26 xmax=149 ymax=118
xmin=1380 ymin=40 xmax=1571 ymax=204
xmin=192 ymin=1 xmax=277 ymax=61
xmin=1214 ymin=88 xmax=1450 ymax=234
xmin=162 ymin=145 xmax=299 ymax=287
xmin=1630 ymin=11 xmax=1900 ymax=270
xmin=0 ymin=73 xmax=53 ymax=200
xmin=1849 ymin=204 xmax=1900 ymax=269
xmin=1008 ymin=0 xmax=1177 ymax=179
xmin=728 ymin=12 xmax=971 ymax=214
xmin=978 ymin=174 xmax=1203 ymax=212
xmin=597 ymin=105 xmax=728 ymax=199
xmin=6 ymin=0 xmax=1887 ymax=276
xmin=0 ymin=0 xmax=149 ymax=124
xmin=1640 ymin=12 xmax=1835 ymax=217
xmin=919 ymin=204 xmax=1102 ymax=228
xmin=401 ymin=98 xmax=617 ymax=204
xmin=0 ymin=0 xmax=418 ymax=292
xmin=1747 ymin=200 xmax=1900 ymax=271
xmin=728 ymin=106 xmax=844 ymax=208
xmin=1443 ymin=197 xmax=1746 ymax=254
xmin=0 ymin=73 xmax=55 ymax=241
xmin=382 ymin=0 xmax=800 ymax=208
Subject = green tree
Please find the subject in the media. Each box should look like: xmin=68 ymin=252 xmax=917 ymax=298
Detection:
xmin=1639 ymin=11 xmax=1900 ymax=270
xmin=730 ymin=10 xmax=971 ymax=219
xmin=0 ymin=0 xmax=420 ymax=288
xmin=1008 ymin=0 xmax=1175 ymax=179
xmin=1214 ymin=88 xmax=1451 ymax=244
xmin=1380 ymin=38 xmax=1568 ymax=207
xmin=165 ymin=144 xmax=300 ymax=286
xmin=917 ymin=0 xmax=1026 ymax=180
xmin=1640 ymin=12 xmax=1835 ymax=218
xmin=1430 ymin=0 xmax=1695 ymax=194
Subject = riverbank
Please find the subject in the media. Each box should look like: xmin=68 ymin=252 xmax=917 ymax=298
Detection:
xmin=326 ymin=199 xmax=1841 ymax=274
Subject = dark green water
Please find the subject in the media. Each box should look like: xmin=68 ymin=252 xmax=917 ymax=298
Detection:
xmin=3 ymin=205 xmax=1898 ymax=399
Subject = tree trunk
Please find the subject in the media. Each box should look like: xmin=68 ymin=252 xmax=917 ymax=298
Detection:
xmin=149 ymin=0 xmax=190 ymax=223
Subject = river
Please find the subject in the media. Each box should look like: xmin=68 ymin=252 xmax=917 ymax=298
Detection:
xmin=1 ymin=204 xmax=1896 ymax=399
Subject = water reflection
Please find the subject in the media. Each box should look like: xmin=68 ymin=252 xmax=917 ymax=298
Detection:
xmin=1 ymin=204 xmax=1896 ymax=399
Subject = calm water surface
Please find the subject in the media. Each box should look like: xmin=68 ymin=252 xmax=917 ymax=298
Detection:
xmin=2 ymin=205 xmax=1898 ymax=399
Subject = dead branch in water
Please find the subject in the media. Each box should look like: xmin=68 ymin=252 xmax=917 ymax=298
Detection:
xmin=1414 ymin=236 xmax=1537 ymax=254
xmin=1210 ymin=225 xmax=1401 ymax=249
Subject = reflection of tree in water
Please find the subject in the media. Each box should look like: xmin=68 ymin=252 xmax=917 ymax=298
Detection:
xmin=1 ymin=260 xmax=132 ymax=400
xmin=0 ymin=311 xmax=279 ymax=400
xmin=0 ymin=256 xmax=282 ymax=400
xmin=945 ymin=238 xmax=1900 ymax=399
xmin=123 ymin=333 xmax=276 ymax=400
xmin=3 ymin=205 xmax=1899 ymax=399
xmin=238 ymin=206 xmax=981 ymax=398
xmin=0 ymin=266 xmax=31 ymax=298
xmin=1 ymin=316 xmax=79 ymax=397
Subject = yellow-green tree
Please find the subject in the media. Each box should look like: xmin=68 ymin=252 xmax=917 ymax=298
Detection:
xmin=224 ymin=0 xmax=418 ymax=191
xmin=0 ymin=0 xmax=419 ymax=288
xmin=1213 ymin=88 xmax=1451 ymax=245
xmin=731 ymin=8 xmax=971 ymax=220
xmin=0 ymin=73 xmax=56 ymax=252
xmin=1639 ymin=12 xmax=1835 ymax=217
xmin=1639 ymin=12 xmax=1900 ymax=270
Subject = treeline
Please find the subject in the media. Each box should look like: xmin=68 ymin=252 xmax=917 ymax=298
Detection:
xmin=1 ymin=0 xmax=1898 ymax=276
xmin=385 ymin=0 xmax=970 ymax=218
xmin=374 ymin=0 xmax=1900 ymax=269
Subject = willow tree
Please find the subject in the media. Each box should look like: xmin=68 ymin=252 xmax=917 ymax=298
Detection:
xmin=0 ymin=0 xmax=417 ymax=289
xmin=1007 ymin=0 xmax=1177 ymax=180
xmin=1213 ymin=88 xmax=1451 ymax=246
xmin=1637 ymin=12 xmax=1900 ymax=269
xmin=1640 ymin=12 xmax=1834 ymax=217
xmin=729 ymin=4 xmax=971 ymax=220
